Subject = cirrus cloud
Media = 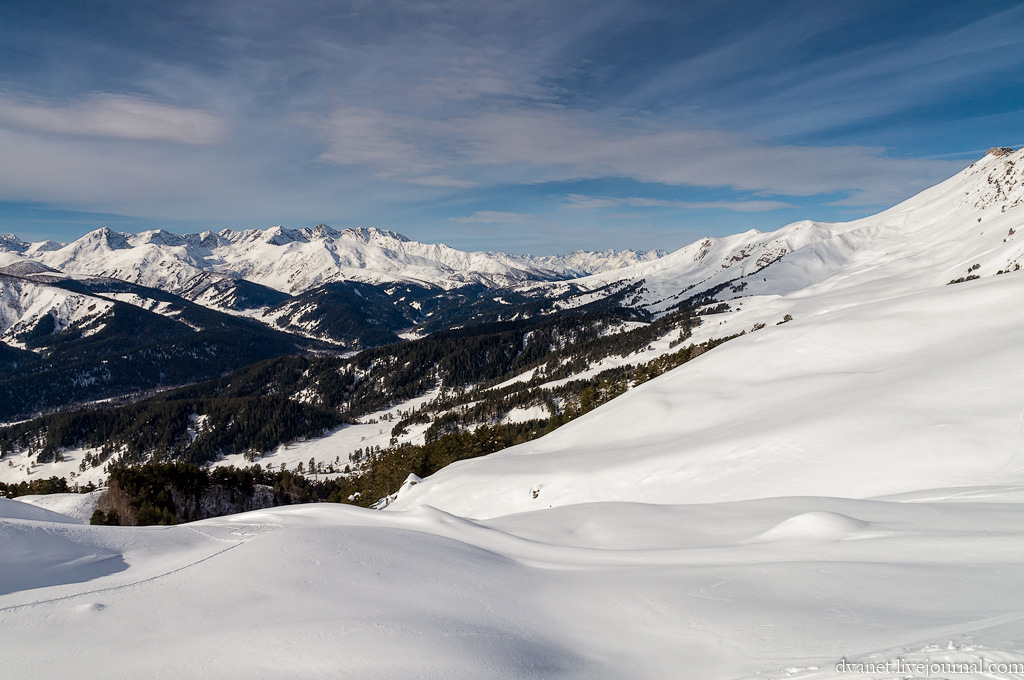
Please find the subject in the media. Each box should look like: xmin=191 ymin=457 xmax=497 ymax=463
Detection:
xmin=0 ymin=94 xmax=227 ymax=145
xmin=310 ymin=106 xmax=965 ymax=206
xmin=564 ymin=194 xmax=797 ymax=212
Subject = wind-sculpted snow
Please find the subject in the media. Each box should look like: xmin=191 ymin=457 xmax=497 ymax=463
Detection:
xmin=3 ymin=497 xmax=1024 ymax=678
xmin=0 ymin=498 xmax=127 ymax=595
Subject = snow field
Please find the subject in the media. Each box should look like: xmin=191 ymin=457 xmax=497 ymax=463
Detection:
xmin=3 ymin=494 xmax=1024 ymax=679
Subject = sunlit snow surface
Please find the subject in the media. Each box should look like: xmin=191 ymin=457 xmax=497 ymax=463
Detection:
xmin=5 ymin=150 xmax=1024 ymax=678
xmin=3 ymin=495 xmax=1024 ymax=679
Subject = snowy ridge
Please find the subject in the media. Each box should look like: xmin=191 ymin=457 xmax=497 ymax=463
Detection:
xmin=510 ymin=247 xmax=666 ymax=277
xmin=21 ymin=227 xmax=252 ymax=305
xmin=542 ymin=148 xmax=1024 ymax=313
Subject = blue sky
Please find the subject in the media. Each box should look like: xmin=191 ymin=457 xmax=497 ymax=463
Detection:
xmin=0 ymin=0 xmax=1021 ymax=254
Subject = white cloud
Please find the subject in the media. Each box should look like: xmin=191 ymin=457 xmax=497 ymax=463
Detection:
xmin=454 ymin=110 xmax=965 ymax=205
xmin=0 ymin=127 xmax=236 ymax=211
xmin=451 ymin=211 xmax=548 ymax=226
xmin=307 ymin=107 xmax=474 ymax=188
xmin=0 ymin=94 xmax=227 ymax=145
xmin=564 ymin=194 xmax=797 ymax=212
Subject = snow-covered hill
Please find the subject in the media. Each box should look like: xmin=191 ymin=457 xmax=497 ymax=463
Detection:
xmin=4 ymin=489 xmax=1024 ymax=679
xmin=392 ymin=270 xmax=1024 ymax=516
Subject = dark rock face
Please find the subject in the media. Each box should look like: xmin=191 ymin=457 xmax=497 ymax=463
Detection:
xmin=988 ymin=147 xmax=1016 ymax=157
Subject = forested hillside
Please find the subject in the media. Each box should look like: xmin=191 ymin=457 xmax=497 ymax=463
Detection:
xmin=0 ymin=293 xmax=748 ymax=522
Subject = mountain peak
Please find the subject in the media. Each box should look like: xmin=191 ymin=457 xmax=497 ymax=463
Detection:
xmin=86 ymin=227 xmax=131 ymax=250
xmin=957 ymin=146 xmax=1024 ymax=214
xmin=263 ymin=225 xmax=306 ymax=245
xmin=0 ymin=234 xmax=29 ymax=253
xmin=342 ymin=227 xmax=411 ymax=243
xmin=136 ymin=229 xmax=186 ymax=247
xmin=309 ymin=223 xmax=341 ymax=240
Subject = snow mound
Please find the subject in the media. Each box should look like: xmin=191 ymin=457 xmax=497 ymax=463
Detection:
xmin=0 ymin=499 xmax=127 ymax=595
xmin=754 ymin=511 xmax=871 ymax=542
xmin=13 ymin=492 xmax=103 ymax=524
xmin=0 ymin=496 xmax=82 ymax=524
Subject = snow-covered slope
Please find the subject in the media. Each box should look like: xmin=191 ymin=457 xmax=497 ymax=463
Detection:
xmin=391 ymin=147 xmax=1024 ymax=516
xmin=3 ymin=493 xmax=1024 ymax=679
xmin=392 ymin=271 xmax=1024 ymax=516
xmin=12 ymin=491 xmax=102 ymax=524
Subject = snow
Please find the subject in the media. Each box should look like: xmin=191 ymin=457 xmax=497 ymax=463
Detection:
xmin=489 ymin=367 xmax=538 ymax=389
xmin=500 ymin=404 xmax=550 ymax=424
xmin=5 ymin=149 xmax=1024 ymax=678
xmin=0 ymin=445 xmax=112 ymax=489
xmin=2 ymin=495 xmax=1024 ymax=678
xmin=0 ymin=276 xmax=113 ymax=346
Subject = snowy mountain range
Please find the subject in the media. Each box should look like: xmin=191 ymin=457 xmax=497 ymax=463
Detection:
xmin=0 ymin=224 xmax=665 ymax=300
xmin=0 ymin=224 xmax=665 ymax=355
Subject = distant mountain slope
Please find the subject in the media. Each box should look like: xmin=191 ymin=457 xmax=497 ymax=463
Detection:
xmin=511 ymin=247 xmax=666 ymax=277
xmin=0 ymin=274 xmax=314 ymax=420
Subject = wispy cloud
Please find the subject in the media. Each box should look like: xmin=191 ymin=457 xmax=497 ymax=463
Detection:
xmin=0 ymin=94 xmax=227 ymax=145
xmin=564 ymin=194 xmax=797 ymax=212
xmin=451 ymin=211 xmax=548 ymax=226
xmin=311 ymin=106 xmax=963 ymax=205
xmin=306 ymin=107 xmax=474 ymax=187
